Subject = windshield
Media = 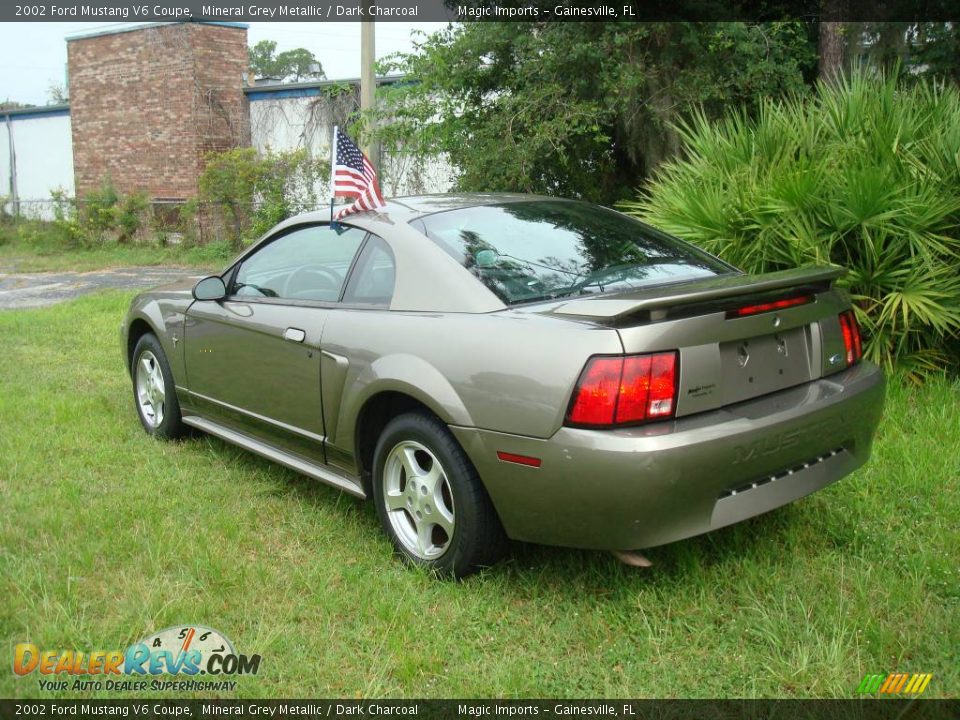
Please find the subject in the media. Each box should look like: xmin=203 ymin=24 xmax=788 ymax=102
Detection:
xmin=415 ymin=200 xmax=735 ymax=305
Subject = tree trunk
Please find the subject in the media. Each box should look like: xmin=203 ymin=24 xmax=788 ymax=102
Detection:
xmin=819 ymin=22 xmax=845 ymax=82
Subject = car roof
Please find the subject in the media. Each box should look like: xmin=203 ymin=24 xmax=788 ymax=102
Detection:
xmin=385 ymin=192 xmax=563 ymax=217
xmin=234 ymin=193 xmax=575 ymax=314
xmin=270 ymin=192 xmax=568 ymax=233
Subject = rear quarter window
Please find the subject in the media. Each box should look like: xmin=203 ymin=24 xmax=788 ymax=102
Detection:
xmin=342 ymin=235 xmax=396 ymax=307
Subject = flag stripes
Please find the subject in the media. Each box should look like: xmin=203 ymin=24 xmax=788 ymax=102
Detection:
xmin=330 ymin=126 xmax=386 ymax=220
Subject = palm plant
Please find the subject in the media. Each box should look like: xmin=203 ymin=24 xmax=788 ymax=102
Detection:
xmin=622 ymin=68 xmax=960 ymax=379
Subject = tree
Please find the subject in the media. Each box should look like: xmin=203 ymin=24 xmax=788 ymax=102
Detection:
xmin=850 ymin=23 xmax=960 ymax=84
xmin=375 ymin=22 xmax=815 ymax=203
xmin=819 ymin=22 xmax=846 ymax=80
xmin=628 ymin=69 xmax=960 ymax=376
xmin=905 ymin=23 xmax=960 ymax=83
xmin=0 ymin=99 xmax=34 ymax=111
xmin=249 ymin=40 xmax=325 ymax=83
xmin=47 ymin=83 xmax=68 ymax=104
xmin=817 ymin=22 xmax=960 ymax=84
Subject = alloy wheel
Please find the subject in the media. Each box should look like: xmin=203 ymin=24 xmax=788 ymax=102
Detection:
xmin=135 ymin=350 xmax=165 ymax=428
xmin=382 ymin=440 xmax=456 ymax=559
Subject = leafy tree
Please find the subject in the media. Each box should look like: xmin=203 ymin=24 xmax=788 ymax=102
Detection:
xmin=905 ymin=23 xmax=960 ymax=83
xmin=249 ymin=40 xmax=325 ymax=83
xmin=815 ymin=22 xmax=960 ymax=85
xmin=624 ymin=69 xmax=960 ymax=377
xmin=375 ymin=22 xmax=815 ymax=202
xmin=0 ymin=99 xmax=34 ymax=111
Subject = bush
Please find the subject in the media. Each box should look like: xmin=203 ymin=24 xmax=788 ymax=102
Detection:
xmin=192 ymin=148 xmax=330 ymax=251
xmin=0 ymin=196 xmax=10 ymax=246
xmin=47 ymin=182 xmax=155 ymax=247
xmin=623 ymin=68 xmax=960 ymax=378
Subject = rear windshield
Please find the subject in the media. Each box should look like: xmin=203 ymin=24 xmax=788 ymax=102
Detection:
xmin=415 ymin=200 xmax=734 ymax=305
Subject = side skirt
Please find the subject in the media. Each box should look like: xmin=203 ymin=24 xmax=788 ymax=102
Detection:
xmin=182 ymin=415 xmax=367 ymax=499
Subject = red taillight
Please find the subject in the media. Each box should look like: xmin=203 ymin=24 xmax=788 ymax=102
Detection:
xmin=838 ymin=310 xmax=863 ymax=366
xmin=566 ymin=352 xmax=678 ymax=427
xmin=727 ymin=294 xmax=814 ymax=318
xmin=566 ymin=357 xmax=622 ymax=426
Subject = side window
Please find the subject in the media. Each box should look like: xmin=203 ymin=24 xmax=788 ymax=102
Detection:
xmin=232 ymin=225 xmax=366 ymax=302
xmin=342 ymin=236 xmax=396 ymax=308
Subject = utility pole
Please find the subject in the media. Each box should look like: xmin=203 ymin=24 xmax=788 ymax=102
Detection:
xmin=5 ymin=113 xmax=18 ymax=217
xmin=360 ymin=17 xmax=379 ymax=170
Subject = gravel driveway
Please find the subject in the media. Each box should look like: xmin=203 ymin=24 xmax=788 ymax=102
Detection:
xmin=0 ymin=266 xmax=204 ymax=310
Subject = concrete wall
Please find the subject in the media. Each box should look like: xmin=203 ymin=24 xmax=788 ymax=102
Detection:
xmin=248 ymin=80 xmax=454 ymax=198
xmin=1 ymin=107 xmax=74 ymax=219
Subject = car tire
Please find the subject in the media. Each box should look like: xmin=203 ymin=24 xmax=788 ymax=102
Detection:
xmin=372 ymin=411 xmax=508 ymax=578
xmin=131 ymin=333 xmax=186 ymax=440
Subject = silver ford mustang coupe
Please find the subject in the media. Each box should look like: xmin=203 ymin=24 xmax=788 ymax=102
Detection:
xmin=122 ymin=194 xmax=884 ymax=577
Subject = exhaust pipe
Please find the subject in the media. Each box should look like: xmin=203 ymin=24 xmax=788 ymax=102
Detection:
xmin=611 ymin=550 xmax=652 ymax=568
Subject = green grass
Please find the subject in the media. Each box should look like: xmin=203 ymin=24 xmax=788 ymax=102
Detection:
xmin=1 ymin=291 xmax=958 ymax=699
xmin=0 ymin=221 xmax=232 ymax=273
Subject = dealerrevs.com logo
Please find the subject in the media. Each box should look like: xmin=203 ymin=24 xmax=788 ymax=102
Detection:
xmin=13 ymin=625 xmax=261 ymax=692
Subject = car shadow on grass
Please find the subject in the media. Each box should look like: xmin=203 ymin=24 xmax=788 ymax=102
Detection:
xmin=182 ymin=430 xmax=861 ymax=594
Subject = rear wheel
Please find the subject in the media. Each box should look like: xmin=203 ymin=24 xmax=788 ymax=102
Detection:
xmin=132 ymin=333 xmax=185 ymax=440
xmin=372 ymin=412 xmax=507 ymax=578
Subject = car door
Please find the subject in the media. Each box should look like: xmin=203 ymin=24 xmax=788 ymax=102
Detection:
xmin=183 ymin=223 xmax=367 ymax=463
xmin=319 ymin=234 xmax=398 ymax=473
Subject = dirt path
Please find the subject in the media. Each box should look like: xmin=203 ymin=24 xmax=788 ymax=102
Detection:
xmin=0 ymin=266 xmax=205 ymax=310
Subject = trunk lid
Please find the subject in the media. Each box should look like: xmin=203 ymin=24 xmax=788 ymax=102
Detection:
xmin=541 ymin=266 xmax=850 ymax=417
xmin=544 ymin=266 xmax=843 ymax=323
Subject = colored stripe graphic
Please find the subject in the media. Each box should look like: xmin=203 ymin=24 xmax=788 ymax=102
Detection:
xmin=861 ymin=672 xmax=932 ymax=695
xmin=857 ymin=674 xmax=885 ymax=693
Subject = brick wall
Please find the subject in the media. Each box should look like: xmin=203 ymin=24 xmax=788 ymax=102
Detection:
xmin=67 ymin=22 xmax=249 ymax=201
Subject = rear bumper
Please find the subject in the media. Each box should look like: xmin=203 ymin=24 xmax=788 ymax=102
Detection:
xmin=452 ymin=362 xmax=885 ymax=550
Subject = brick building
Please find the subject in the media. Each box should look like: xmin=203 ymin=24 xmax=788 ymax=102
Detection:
xmin=3 ymin=24 xmax=451 ymax=218
xmin=67 ymin=21 xmax=250 ymax=201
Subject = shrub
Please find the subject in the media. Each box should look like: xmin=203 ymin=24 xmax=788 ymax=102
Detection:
xmin=47 ymin=182 xmax=155 ymax=247
xmin=0 ymin=195 xmax=10 ymax=245
xmin=81 ymin=181 xmax=121 ymax=239
xmin=623 ymin=68 xmax=960 ymax=378
xmin=193 ymin=148 xmax=330 ymax=251
xmin=49 ymin=188 xmax=84 ymax=248
xmin=117 ymin=190 xmax=151 ymax=243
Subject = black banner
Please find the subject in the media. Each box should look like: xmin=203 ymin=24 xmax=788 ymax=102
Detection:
xmin=1 ymin=700 xmax=959 ymax=720
xmin=1 ymin=0 xmax=959 ymax=23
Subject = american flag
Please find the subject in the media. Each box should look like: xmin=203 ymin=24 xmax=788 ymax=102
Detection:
xmin=331 ymin=127 xmax=385 ymax=219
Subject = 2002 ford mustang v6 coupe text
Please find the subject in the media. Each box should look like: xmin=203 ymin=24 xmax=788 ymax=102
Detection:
xmin=122 ymin=194 xmax=884 ymax=577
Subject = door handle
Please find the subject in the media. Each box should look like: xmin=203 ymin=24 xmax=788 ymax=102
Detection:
xmin=283 ymin=327 xmax=306 ymax=343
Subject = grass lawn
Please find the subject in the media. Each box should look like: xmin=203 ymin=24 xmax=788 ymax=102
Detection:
xmin=0 ymin=222 xmax=232 ymax=273
xmin=1 ymin=291 xmax=958 ymax=699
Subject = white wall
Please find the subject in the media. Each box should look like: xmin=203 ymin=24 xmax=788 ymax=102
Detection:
xmin=249 ymin=90 xmax=454 ymax=198
xmin=1 ymin=109 xmax=74 ymax=219
xmin=1 ymin=89 xmax=452 ymax=221
xmin=251 ymin=95 xmax=330 ymax=157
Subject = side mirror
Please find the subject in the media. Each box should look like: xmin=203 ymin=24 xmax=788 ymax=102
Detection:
xmin=192 ymin=276 xmax=227 ymax=301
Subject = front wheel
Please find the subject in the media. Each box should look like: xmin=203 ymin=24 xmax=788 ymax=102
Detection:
xmin=131 ymin=333 xmax=186 ymax=440
xmin=372 ymin=412 xmax=507 ymax=578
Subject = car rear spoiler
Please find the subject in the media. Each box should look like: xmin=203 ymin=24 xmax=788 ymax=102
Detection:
xmin=548 ymin=265 xmax=846 ymax=321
